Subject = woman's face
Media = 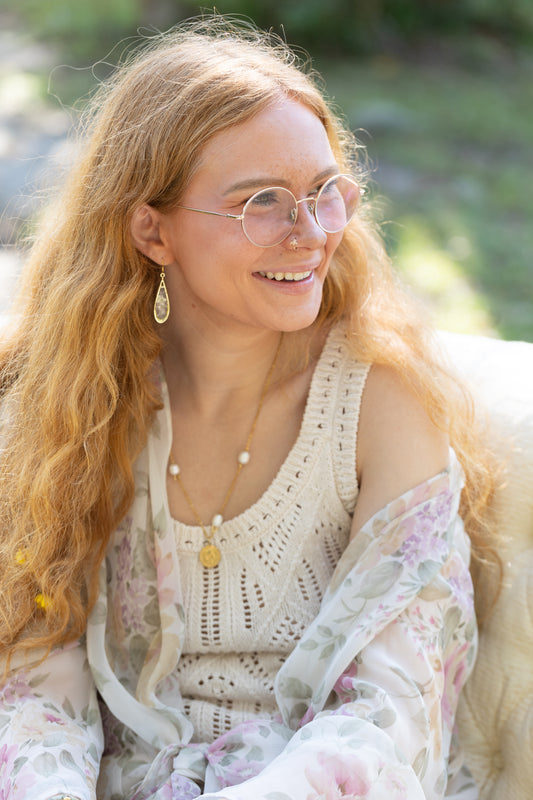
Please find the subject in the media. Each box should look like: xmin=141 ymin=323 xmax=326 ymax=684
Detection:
xmin=157 ymin=98 xmax=344 ymax=336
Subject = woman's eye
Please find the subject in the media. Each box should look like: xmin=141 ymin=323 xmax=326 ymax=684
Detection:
xmin=319 ymin=178 xmax=338 ymax=196
xmin=250 ymin=190 xmax=279 ymax=207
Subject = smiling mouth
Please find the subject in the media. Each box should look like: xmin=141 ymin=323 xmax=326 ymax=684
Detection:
xmin=257 ymin=270 xmax=312 ymax=282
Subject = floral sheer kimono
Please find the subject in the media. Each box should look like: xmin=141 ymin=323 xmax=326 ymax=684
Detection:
xmin=0 ymin=364 xmax=477 ymax=800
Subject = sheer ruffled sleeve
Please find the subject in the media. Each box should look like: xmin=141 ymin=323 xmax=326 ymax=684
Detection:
xmin=0 ymin=640 xmax=104 ymax=800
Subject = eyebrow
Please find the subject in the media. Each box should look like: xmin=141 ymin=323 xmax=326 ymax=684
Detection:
xmin=223 ymin=166 xmax=340 ymax=196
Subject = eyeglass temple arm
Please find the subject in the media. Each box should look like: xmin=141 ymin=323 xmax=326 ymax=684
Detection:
xmin=176 ymin=205 xmax=244 ymax=221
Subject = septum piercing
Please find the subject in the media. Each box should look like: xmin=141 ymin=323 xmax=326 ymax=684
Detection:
xmin=289 ymin=237 xmax=299 ymax=251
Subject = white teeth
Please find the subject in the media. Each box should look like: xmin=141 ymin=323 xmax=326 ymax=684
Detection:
xmin=259 ymin=271 xmax=312 ymax=281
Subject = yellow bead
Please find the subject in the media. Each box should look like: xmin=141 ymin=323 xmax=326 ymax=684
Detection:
xmin=35 ymin=593 xmax=53 ymax=611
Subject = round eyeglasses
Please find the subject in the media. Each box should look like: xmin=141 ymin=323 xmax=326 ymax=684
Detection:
xmin=176 ymin=173 xmax=362 ymax=247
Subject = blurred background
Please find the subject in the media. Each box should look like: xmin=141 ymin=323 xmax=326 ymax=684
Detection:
xmin=1 ymin=0 xmax=532 ymax=340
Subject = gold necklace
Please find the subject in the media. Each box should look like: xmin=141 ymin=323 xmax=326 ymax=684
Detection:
xmin=168 ymin=334 xmax=283 ymax=568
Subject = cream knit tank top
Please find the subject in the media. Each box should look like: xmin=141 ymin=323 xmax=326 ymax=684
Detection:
xmin=172 ymin=326 xmax=370 ymax=743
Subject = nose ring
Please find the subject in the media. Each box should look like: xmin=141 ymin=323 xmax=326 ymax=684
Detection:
xmin=289 ymin=237 xmax=299 ymax=251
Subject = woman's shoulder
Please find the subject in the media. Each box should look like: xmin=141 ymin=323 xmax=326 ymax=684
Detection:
xmin=361 ymin=363 xmax=450 ymax=479
xmin=351 ymin=363 xmax=450 ymax=532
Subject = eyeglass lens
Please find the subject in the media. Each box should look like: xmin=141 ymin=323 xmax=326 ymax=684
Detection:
xmin=241 ymin=174 xmax=360 ymax=247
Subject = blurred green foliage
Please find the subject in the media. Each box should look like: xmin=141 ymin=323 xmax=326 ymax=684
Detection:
xmin=5 ymin=0 xmax=533 ymax=58
xmin=176 ymin=0 xmax=533 ymax=54
xmin=321 ymin=52 xmax=533 ymax=340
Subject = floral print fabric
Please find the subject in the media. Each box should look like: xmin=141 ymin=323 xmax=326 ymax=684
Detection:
xmin=0 ymin=373 xmax=478 ymax=800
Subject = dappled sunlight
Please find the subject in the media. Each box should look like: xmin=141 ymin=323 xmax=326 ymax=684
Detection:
xmin=393 ymin=215 xmax=499 ymax=338
xmin=0 ymin=248 xmax=22 ymax=315
xmin=0 ymin=72 xmax=42 ymax=115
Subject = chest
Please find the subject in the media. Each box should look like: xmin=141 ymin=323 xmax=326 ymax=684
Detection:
xmin=166 ymin=366 xmax=313 ymax=527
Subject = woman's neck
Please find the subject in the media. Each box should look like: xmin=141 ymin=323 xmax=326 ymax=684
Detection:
xmin=160 ymin=322 xmax=284 ymax=422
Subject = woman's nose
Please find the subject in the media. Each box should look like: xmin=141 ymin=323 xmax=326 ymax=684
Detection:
xmin=292 ymin=198 xmax=327 ymax=247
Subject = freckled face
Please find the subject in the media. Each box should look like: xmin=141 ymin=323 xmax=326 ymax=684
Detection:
xmin=157 ymin=99 xmax=344 ymax=335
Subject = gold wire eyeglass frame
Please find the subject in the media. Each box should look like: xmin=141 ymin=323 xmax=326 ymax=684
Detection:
xmin=175 ymin=173 xmax=362 ymax=247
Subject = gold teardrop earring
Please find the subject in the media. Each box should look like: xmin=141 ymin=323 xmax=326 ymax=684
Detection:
xmin=154 ymin=263 xmax=170 ymax=324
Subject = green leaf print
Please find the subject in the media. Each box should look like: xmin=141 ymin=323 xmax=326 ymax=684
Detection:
xmin=91 ymin=665 xmax=111 ymax=691
xmin=88 ymin=742 xmax=100 ymax=762
xmin=413 ymin=747 xmax=429 ymax=779
xmin=28 ymin=672 xmax=51 ymax=689
xmin=90 ymin=600 xmax=108 ymax=625
xmin=417 ymin=560 xmax=442 ymax=584
xmin=358 ymin=561 xmax=402 ymax=598
xmin=369 ymin=707 xmax=397 ymax=728
xmin=62 ymin=696 xmax=76 ymax=719
xmin=152 ymin=506 xmax=168 ymax=538
xmin=319 ymin=643 xmax=335 ymax=660
xmin=33 ymin=751 xmax=58 ymax=777
xmin=246 ymin=745 xmax=264 ymax=762
xmin=443 ymin=606 xmax=462 ymax=647
xmin=60 ymin=749 xmax=86 ymax=777
xmin=142 ymin=595 xmax=161 ymax=629
xmin=277 ymin=676 xmax=312 ymax=699
xmin=12 ymin=756 xmax=28 ymax=777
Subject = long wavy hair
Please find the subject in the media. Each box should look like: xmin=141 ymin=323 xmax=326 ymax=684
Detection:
xmin=0 ymin=18 xmax=498 ymax=664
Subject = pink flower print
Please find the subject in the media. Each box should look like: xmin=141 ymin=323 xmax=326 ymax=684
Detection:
xmin=0 ymin=744 xmax=17 ymax=779
xmin=44 ymin=712 xmax=65 ymax=725
xmin=379 ymin=767 xmax=410 ymax=798
xmin=399 ymin=504 xmax=448 ymax=568
xmin=378 ymin=517 xmax=416 ymax=558
xmin=442 ymin=642 xmax=470 ymax=727
xmin=434 ymin=493 xmax=452 ymax=520
xmin=0 ymin=744 xmax=33 ymax=800
xmin=171 ymin=773 xmax=201 ymax=800
xmin=299 ymin=706 xmax=316 ymax=727
xmin=120 ymin=575 xmax=152 ymax=631
xmin=208 ymin=720 xmax=276 ymax=788
xmin=305 ymin=752 xmax=371 ymax=799
xmin=116 ymin=534 xmax=133 ymax=579
xmin=333 ymin=660 xmax=359 ymax=704
xmin=0 ymin=672 xmax=32 ymax=705
xmin=447 ymin=566 xmax=474 ymax=615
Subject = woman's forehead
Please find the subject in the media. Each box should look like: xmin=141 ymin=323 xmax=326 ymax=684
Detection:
xmin=192 ymin=100 xmax=335 ymax=188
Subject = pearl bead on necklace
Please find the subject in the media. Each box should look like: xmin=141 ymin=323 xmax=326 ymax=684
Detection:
xmin=168 ymin=335 xmax=282 ymax=568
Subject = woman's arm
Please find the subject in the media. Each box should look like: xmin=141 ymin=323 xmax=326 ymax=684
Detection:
xmin=352 ymin=363 xmax=451 ymax=534
xmin=0 ymin=639 xmax=104 ymax=800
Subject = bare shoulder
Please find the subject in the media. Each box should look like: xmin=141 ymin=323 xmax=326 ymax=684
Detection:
xmin=352 ymin=363 xmax=450 ymax=534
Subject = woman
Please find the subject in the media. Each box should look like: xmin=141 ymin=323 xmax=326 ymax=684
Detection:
xmin=0 ymin=18 xmax=495 ymax=800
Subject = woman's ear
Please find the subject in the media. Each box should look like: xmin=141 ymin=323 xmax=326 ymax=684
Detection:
xmin=130 ymin=204 xmax=172 ymax=264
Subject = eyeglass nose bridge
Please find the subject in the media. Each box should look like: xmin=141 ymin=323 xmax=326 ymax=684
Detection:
xmin=289 ymin=195 xmax=319 ymax=227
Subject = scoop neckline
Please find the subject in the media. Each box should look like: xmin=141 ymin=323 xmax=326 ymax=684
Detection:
xmin=170 ymin=324 xmax=344 ymax=536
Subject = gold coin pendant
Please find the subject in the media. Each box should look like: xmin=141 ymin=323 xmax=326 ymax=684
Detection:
xmin=199 ymin=543 xmax=221 ymax=568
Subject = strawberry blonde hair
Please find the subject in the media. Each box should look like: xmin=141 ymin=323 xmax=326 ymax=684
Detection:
xmin=0 ymin=18 xmax=498 ymax=663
